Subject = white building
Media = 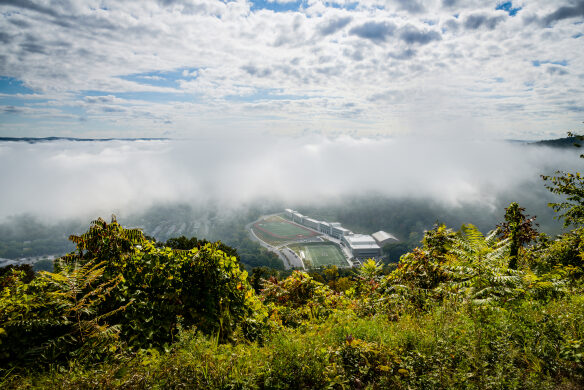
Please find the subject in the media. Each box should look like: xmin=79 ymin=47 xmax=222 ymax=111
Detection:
xmin=342 ymin=234 xmax=382 ymax=259
xmin=283 ymin=208 xmax=391 ymax=261
xmin=292 ymin=212 xmax=304 ymax=224
xmin=303 ymin=217 xmax=320 ymax=230
xmin=318 ymin=221 xmax=332 ymax=235
xmin=331 ymin=225 xmax=352 ymax=239
xmin=371 ymin=231 xmax=399 ymax=247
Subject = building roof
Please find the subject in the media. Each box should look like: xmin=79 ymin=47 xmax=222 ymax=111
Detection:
xmin=371 ymin=231 xmax=398 ymax=243
xmin=343 ymin=234 xmax=381 ymax=252
xmin=332 ymin=226 xmax=351 ymax=232
xmin=350 ymin=244 xmax=382 ymax=251
xmin=344 ymin=234 xmax=377 ymax=245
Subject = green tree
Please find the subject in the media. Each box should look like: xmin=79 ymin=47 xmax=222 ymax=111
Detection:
xmin=497 ymin=202 xmax=538 ymax=269
xmin=61 ymin=217 xmax=264 ymax=346
xmin=0 ymin=264 xmax=35 ymax=287
xmin=542 ymin=132 xmax=584 ymax=227
xmin=59 ymin=216 xmax=145 ymax=270
xmin=422 ymin=223 xmax=457 ymax=258
xmin=165 ymin=235 xmax=240 ymax=262
xmin=249 ymin=266 xmax=279 ymax=293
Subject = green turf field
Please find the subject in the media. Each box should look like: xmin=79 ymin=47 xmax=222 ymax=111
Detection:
xmin=288 ymin=242 xmax=348 ymax=268
xmin=256 ymin=221 xmax=313 ymax=237
xmin=251 ymin=215 xmax=318 ymax=246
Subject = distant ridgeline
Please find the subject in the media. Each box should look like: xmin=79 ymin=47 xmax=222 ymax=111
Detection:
xmin=2 ymin=135 xmax=579 ymax=146
xmin=529 ymin=136 xmax=582 ymax=148
xmin=0 ymin=137 xmax=170 ymax=143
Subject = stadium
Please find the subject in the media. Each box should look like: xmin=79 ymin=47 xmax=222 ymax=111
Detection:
xmin=285 ymin=209 xmax=395 ymax=260
xmin=249 ymin=210 xmax=398 ymax=269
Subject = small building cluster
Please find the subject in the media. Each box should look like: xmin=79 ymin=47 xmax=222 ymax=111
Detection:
xmin=285 ymin=209 xmax=398 ymax=260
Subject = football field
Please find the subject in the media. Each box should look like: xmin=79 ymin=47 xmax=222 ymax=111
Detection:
xmin=288 ymin=242 xmax=349 ymax=268
xmin=252 ymin=215 xmax=319 ymax=246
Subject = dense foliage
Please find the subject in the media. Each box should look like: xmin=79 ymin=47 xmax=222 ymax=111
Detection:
xmin=2 ymin=136 xmax=584 ymax=388
xmin=2 ymin=207 xmax=583 ymax=388
xmin=1 ymin=218 xmax=264 ymax=373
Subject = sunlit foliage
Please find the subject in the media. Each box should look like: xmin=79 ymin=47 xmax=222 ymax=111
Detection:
xmin=2 ymin=191 xmax=584 ymax=388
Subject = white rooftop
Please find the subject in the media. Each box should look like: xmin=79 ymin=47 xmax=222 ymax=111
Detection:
xmin=351 ymin=245 xmax=381 ymax=250
xmin=334 ymin=226 xmax=351 ymax=232
xmin=372 ymin=231 xmax=398 ymax=242
xmin=344 ymin=234 xmax=378 ymax=246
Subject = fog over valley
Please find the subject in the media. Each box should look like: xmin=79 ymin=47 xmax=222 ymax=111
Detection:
xmin=0 ymin=136 xmax=579 ymax=221
xmin=0 ymin=135 xmax=579 ymax=262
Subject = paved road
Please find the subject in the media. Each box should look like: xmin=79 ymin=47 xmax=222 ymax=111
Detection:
xmin=246 ymin=216 xmax=305 ymax=270
xmin=280 ymin=246 xmax=305 ymax=269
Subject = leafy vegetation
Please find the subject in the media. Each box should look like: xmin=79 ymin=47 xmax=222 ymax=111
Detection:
xmin=543 ymin=133 xmax=584 ymax=228
xmin=2 ymin=136 xmax=584 ymax=388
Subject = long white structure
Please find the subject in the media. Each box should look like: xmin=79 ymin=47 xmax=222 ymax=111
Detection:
xmin=303 ymin=217 xmax=320 ymax=230
xmin=284 ymin=209 xmax=384 ymax=260
xmin=318 ymin=221 xmax=332 ymax=235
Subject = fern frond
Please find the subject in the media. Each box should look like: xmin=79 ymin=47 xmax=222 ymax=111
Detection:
xmin=484 ymin=229 xmax=500 ymax=247
xmin=460 ymin=224 xmax=485 ymax=250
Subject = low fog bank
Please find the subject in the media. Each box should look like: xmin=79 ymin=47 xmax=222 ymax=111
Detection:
xmin=0 ymin=135 xmax=580 ymax=224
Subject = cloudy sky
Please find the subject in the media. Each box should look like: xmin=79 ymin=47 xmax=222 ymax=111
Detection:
xmin=0 ymin=0 xmax=583 ymax=139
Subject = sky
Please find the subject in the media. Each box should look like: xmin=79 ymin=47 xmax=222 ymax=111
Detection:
xmin=0 ymin=0 xmax=583 ymax=139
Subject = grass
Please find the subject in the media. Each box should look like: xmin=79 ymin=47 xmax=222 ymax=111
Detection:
xmin=12 ymin=295 xmax=584 ymax=389
xmin=289 ymin=242 xmax=348 ymax=268
xmin=251 ymin=215 xmax=319 ymax=246
xmin=256 ymin=221 xmax=314 ymax=238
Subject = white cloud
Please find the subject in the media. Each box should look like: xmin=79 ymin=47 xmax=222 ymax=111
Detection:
xmin=0 ymin=0 xmax=582 ymax=139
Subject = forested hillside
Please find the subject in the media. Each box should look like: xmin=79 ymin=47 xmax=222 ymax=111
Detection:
xmin=1 ymin=141 xmax=584 ymax=389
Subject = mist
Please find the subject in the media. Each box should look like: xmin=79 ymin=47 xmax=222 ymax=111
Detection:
xmin=0 ymin=135 xmax=580 ymax=223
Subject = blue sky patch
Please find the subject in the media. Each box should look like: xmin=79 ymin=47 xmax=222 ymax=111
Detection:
xmin=225 ymin=88 xmax=310 ymax=102
xmin=250 ymin=0 xmax=304 ymax=12
xmin=327 ymin=1 xmax=358 ymax=11
xmin=118 ymin=68 xmax=198 ymax=89
xmin=496 ymin=2 xmax=521 ymax=16
xmin=532 ymin=60 xmax=568 ymax=67
xmin=0 ymin=96 xmax=49 ymax=107
xmin=59 ymin=105 xmax=87 ymax=117
xmin=0 ymin=77 xmax=35 ymax=95
xmin=82 ymin=90 xmax=194 ymax=104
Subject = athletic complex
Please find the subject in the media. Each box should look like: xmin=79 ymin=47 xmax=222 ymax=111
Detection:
xmin=249 ymin=210 xmax=398 ymax=269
